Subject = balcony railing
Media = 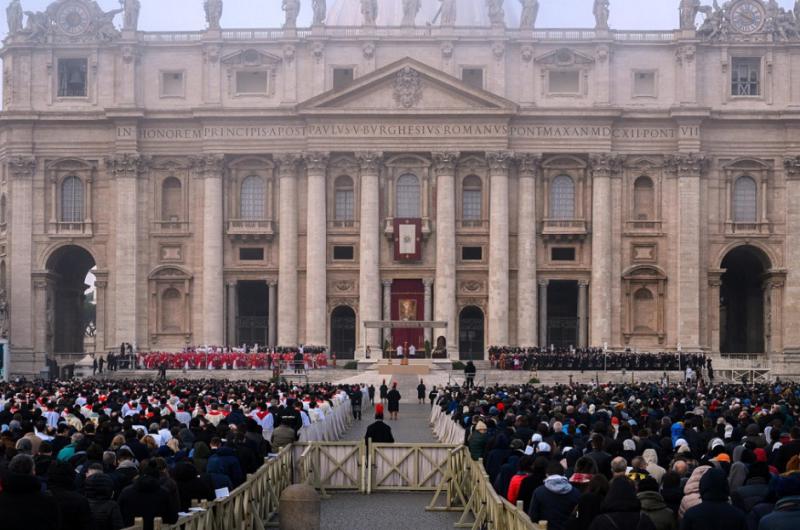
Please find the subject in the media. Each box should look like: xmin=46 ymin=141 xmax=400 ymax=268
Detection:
xmin=458 ymin=219 xmax=489 ymax=231
xmin=227 ymin=219 xmax=275 ymax=240
xmin=542 ymin=218 xmax=587 ymax=237
xmin=725 ymin=221 xmax=770 ymax=236
xmin=327 ymin=219 xmax=360 ymax=231
xmin=151 ymin=220 xmax=190 ymax=234
xmin=625 ymin=220 xmax=663 ymax=233
xmin=49 ymin=221 xmax=92 ymax=236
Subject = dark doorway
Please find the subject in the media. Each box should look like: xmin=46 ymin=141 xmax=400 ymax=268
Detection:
xmin=721 ymin=246 xmax=767 ymax=353
xmin=46 ymin=246 xmax=96 ymax=353
xmin=390 ymin=279 xmax=424 ymax=350
xmin=330 ymin=306 xmax=356 ymax=359
xmin=459 ymin=306 xmax=485 ymax=360
xmin=237 ymin=281 xmax=268 ymax=346
xmin=547 ymin=280 xmax=578 ymax=349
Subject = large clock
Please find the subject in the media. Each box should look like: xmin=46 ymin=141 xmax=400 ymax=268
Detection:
xmin=730 ymin=0 xmax=766 ymax=34
xmin=56 ymin=1 xmax=92 ymax=36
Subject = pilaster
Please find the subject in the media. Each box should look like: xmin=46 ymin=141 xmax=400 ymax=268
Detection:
xmin=516 ymin=154 xmax=540 ymax=347
xmin=305 ymin=152 xmax=329 ymax=346
xmin=487 ymin=151 xmax=513 ymax=347
xmin=783 ymin=157 xmax=800 ymax=352
xmin=433 ymin=151 xmax=459 ymax=355
xmin=357 ymin=151 xmax=383 ymax=356
xmin=7 ymin=157 xmax=35 ymax=362
xmin=276 ymin=153 xmax=301 ymax=346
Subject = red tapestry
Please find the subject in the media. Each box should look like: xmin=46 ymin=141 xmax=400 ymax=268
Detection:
xmin=390 ymin=279 xmax=424 ymax=353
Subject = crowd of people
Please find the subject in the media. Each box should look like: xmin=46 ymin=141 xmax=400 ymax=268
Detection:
xmin=487 ymin=347 xmax=711 ymax=374
xmin=435 ymin=380 xmax=800 ymax=530
xmin=0 ymin=378 xmax=353 ymax=530
xmin=136 ymin=350 xmax=331 ymax=373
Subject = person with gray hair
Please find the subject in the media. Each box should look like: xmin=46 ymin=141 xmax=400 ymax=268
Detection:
xmin=14 ymin=436 xmax=33 ymax=455
xmin=610 ymin=456 xmax=628 ymax=479
xmin=0 ymin=454 xmax=60 ymax=530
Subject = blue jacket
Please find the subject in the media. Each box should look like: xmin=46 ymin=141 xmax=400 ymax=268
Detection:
xmin=528 ymin=475 xmax=581 ymax=530
xmin=206 ymin=447 xmax=244 ymax=488
xmin=758 ymin=496 xmax=800 ymax=530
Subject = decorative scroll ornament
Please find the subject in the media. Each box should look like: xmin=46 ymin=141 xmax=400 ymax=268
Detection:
xmin=18 ymin=0 xmax=122 ymax=44
xmin=393 ymin=67 xmax=423 ymax=109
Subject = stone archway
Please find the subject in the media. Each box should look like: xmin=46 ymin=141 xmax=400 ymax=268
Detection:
xmin=330 ymin=306 xmax=356 ymax=360
xmin=458 ymin=306 xmax=485 ymax=361
xmin=719 ymin=245 xmax=771 ymax=354
xmin=44 ymin=245 xmax=96 ymax=354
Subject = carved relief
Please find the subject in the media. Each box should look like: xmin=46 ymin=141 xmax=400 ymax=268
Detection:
xmin=393 ymin=67 xmax=423 ymax=109
xmin=461 ymin=280 xmax=483 ymax=293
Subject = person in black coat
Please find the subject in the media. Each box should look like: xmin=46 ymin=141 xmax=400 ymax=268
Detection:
xmin=681 ymin=468 xmax=747 ymax=530
xmin=386 ymin=383 xmax=401 ymax=420
xmin=365 ymin=405 xmax=394 ymax=445
xmin=84 ymin=472 xmax=125 ymax=530
xmin=0 ymin=454 xmax=61 ymax=530
xmin=587 ymin=477 xmax=657 ymax=530
xmin=118 ymin=460 xmax=179 ymax=530
xmin=47 ymin=459 xmax=93 ymax=530
xmin=171 ymin=461 xmax=215 ymax=513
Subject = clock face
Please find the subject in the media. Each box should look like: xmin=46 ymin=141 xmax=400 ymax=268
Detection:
xmin=731 ymin=0 xmax=765 ymax=34
xmin=57 ymin=2 xmax=92 ymax=36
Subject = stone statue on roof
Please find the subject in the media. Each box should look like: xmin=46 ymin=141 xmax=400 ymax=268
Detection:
xmin=204 ymin=0 xmax=223 ymax=30
xmin=122 ymin=0 xmax=141 ymax=31
xmin=594 ymin=0 xmax=610 ymax=30
xmin=402 ymin=0 xmax=421 ymax=26
xmin=282 ymin=0 xmax=300 ymax=29
xmin=519 ymin=0 xmax=539 ymax=29
xmin=6 ymin=0 xmax=23 ymax=35
xmin=312 ymin=0 xmax=327 ymax=26
xmin=487 ymin=0 xmax=505 ymax=27
xmin=361 ymin=0 xmax=378 ymax=26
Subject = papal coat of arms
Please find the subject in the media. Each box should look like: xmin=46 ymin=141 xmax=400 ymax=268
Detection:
xmin=393 ymin=66 xmax=423 ymax=109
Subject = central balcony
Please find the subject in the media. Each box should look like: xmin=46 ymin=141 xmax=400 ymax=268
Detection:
xmin=227 ymin=219 xmax=275 ymax=241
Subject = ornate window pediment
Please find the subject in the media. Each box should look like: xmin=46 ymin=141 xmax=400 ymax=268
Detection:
xmin=534 ymin=48 xmax=595 ymax=67
xmin=221 ymin=48 xmax=282 ymax=68
xmin=149 ymin=265 xmax=192 ymax=281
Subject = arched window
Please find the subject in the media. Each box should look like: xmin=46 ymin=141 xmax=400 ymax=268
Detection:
xmin=161 ymin=288 xmax=182 ymax=332
xmin=462 ymin=175 xmax=482 ymax=221
xmin=161 ymin=177 xmax=182 ymax=221
xmin=240 ymin=175 xmax=265 ymax=220
xmin=396 ymin=173 xmax=421 ymax=218
xmin=633 ymin=176 xmax=654 ymax=221
xmin=334 ymin=175 xmax=355 ymax=221
xmin=60 ymin=176 xmax=84 ymax=223
xmin=550 ymin=175 xmax=575 ymax=220
xmin=633 ymin=288 xmax=656 ymax=332
xmin=733 ymin=176 xmax=757 ymax=223
xmin=0 ymin=194 xmax=6 ymax=225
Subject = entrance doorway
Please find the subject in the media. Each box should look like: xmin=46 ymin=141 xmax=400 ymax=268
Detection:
xmin=45 ymin=245 xmax=96 ymax=353
xmin=458 ymin=306 xmax=485 ymax=360
xmin=330 ymin=306 xmax=356 ymax=359
xmin=390 ymin=279 xmax=424 ymax=351
xmin=720 ymin=246 xmax=768 ymax=353
xmin=547 ymin=280 xmax=578 ymax=349
xmin=237 ymin=281 xmax=268 ymax=346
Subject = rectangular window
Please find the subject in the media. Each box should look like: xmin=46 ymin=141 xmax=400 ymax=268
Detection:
xmin=335 ymin=190 xmax=355 ymax=221
xmin=161 ymin=71 xmax=185 ymax=97
xmin=236 ymin=70 xmax=268 ymax=94
xmin=551 ymin=247 xmax=576 ymax=261
xmin=461 ymin=246 xmax=483 ymax=261
xmin=58 ymin=58 xmax=88 ymax=97
xmin=731 ymin=57 xmax=761 ymax=96
xmin=333 ymin=245 xmax=355 ymax=261
xmin=462 ymin=190 xmax=482 ymax=220
xmin=633 ymin=71 xmax=656 ymax=97
xmin=239 ymin=247 xmax=264 ymax=261
xmin=333 ymin=67 xmax=354 ymax=90
xmin=461 ymin=68 xmax=484 ymax=90
xmin=548 ymin=70 xmax=581 ymax=94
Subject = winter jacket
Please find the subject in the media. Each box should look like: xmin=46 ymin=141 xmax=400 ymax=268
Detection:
xmin=206 ymin=446 xmax=244 ymax=488
xmin=639 ymin=491 xmax=677 ymax=530
xmin=643 ymin=449 xmax=666 ymax=484
xmin=679 ymin=466 xmax=711 ymax=520
xmin=110 ymin=461 xmax=138 ymax=499
xmin=0 ymin=471 xmax=61 ymax=530
xmin=118 ymin=475 xmax=179 ymax=530
xmin=47 ymin=461 xmax=92 ymax=530
xmin=528 ymin=475 xmax=582 ymax=530
xmin=682 ymin=468 xmax=747 ymax=530
xmin=757 ymin=496 xmax=800 ymax=530
xmin=173 ymin=461 xmax=215 ymax=512
xmin=731 ymin=478 xmax=770 ymax=512
xmin=566 ymin=491 xmax=606 ymax=530
xmin=271 ymin=425 xmax=297 ymax=450
xmin=468 ymin=431 xmax=488 ymax=461
xmin=85 ymin=473 xmax=124 ymax=530
xmin=588 ymin=479 xmax=657 ymax=530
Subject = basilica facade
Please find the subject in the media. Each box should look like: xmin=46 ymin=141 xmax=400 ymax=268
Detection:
xmin=3 ymin=0 xmax=800 ymax=375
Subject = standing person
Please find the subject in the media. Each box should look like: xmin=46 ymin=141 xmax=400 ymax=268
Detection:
xmin=417 ymin=379 xmax=426 ymax=404
xmin=386 ymin=382 xmax=401 ymax=420
xmin=429 ymin=385 xmax=438 ymax=407
xmin=465 ymin=360 xmax=477 ymax=388
xmin=528 ymin=461 xmax=582 ymax=530
xmin=368 ymin=384 xmax=376 ymax=405
xmin=379 ymin=380 xmax=389 ymax=403
xmin=365 ymin=404 xmax=394 ymax=445
xmin=0 ymin=454 xmax=61 ymax=530
xmin=587 ymin=478 xmax=657 ymax=530
xmin=93 ymin=356 xmax=98 ymax=376
xmin=681 ymin=468 xmax=747 ymax=530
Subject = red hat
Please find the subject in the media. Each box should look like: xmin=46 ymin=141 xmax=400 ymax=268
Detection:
xmin=754 ymin=448 xmax=768 ymax=463
xmin=375 ymin=404 xmax=384 ymax=414
xmin=496 ymin=403 xmax=505 ymax=412
xmin=611 ymin=417 xmax=620 ymax=425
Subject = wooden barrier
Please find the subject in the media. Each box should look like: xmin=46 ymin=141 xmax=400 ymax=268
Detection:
xmin=368 ymin=443 xmax=454 ymax=493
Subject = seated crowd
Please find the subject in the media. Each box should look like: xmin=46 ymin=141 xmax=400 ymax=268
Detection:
xmin=0 ymin=378 xmax=351 ymax=530
xmin=138 ymin=350 xmax=330 ymax=371
xmin=487 ymin=347 xmax=711 ymax=373
xmin=436 ymin=381 xmax=800 ymax=530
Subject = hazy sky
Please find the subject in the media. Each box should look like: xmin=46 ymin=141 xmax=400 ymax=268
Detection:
xmin=0 ymin=0 xmax=798 ymax=36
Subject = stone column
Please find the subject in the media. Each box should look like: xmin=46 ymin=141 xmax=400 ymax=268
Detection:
xmin=305 ymin=153 xmax=329 ymax=346
xmin=268 ymin=281 xmax=277 ymax=347
xmin=487 ymin=152 xmax=513 ymax=348
xmin=669 ymin=153 xmax=707 ymax=350
xmin=433 ymin=152 xmax=459 ymax=355
xmin=423 ymin=278 xmax=433 ymax=347
xmin=707 ymin=270 xmax=723 ymax=353
xmin=107 ymin=154 xmax=144 ymax=347
xmin=516 ymin=154 xmax=540 ymax=347
xmin=195 ymin=155 xmax=225 ymax=346
xmin=382 ymin=280 xmax=392 ymax=349
xmin=7 ymin=157 xmax=35 ymax=365
xmin=578 ymin=280 xmax=589 ymax=349
xmin=783 ymin=157 xmax=800 ymax=353
xmin=276 ymin=154 xmax=301 ymax=347
xmin=589 ymin=154 xmax=618 ymax=347
xmin=93 ymin=271 xmax=108 ymax=353
xmin=226 ymin=281 xmax=237 ymax=347
xmin=538 ymin=279 xmax=548 ymax=348
xmin=357 ymin=152 xmax=383 ymax=357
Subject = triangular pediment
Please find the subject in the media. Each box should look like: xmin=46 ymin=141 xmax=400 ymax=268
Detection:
xmin=221 ymin=48 xmax=282 ymax=67
xmin=298 ymin=58 xmax=518 ymax=116
xmin=535 ymin=48 xmax=595 ymax=66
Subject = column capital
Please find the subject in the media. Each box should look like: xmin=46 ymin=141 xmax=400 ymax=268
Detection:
xmin=382 ymin=279 xmax=393 ymax=288
xmin=578 ymin=279 xmax=590 ymax=287
xmin=538 ymin=279 xmax=550 ymax=287
xmin=785 ymin=156 xmax=800 ymax=180
xmin=589 ymin=153 xmax=623 ymax=178
xmin=665 ymin=152 xmax=709 ymax=177
xmin=304 ymin=152 xmax=330 ymax=173
xmin=275 ymin=153 xmax=302 ymax=178
xmin=226 ymin=280 xmax=238 ymax=288
xmin=106 ymin=153 xmax=146 ymax=179
xmin=422 ymin=278 xmax=434 ymax=289
xmin=189 ymin=154 xmax=225 ymax=179
xmin=7 ymin=156 xmax=36 ymax=180
xmin=267 ymin=280 xmax=278 ymax=288
xmin=516 ymin=153 xmax=542 ymax=178
xmin=356 ymin=151 xmax=383 ymax=174
xmin=486 ymin=151 xmax=514 ymax=172
xmin=432 ymin=152 xmax=460 ymax=175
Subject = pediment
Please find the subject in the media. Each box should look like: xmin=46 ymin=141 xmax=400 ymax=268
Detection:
xmin=221 ymin=48 xmax=282 ymax=67
xmin=535 ymin=48 xmax=595 ymax=66
xmin=298 ymin=58 xmax=518 ymax=116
